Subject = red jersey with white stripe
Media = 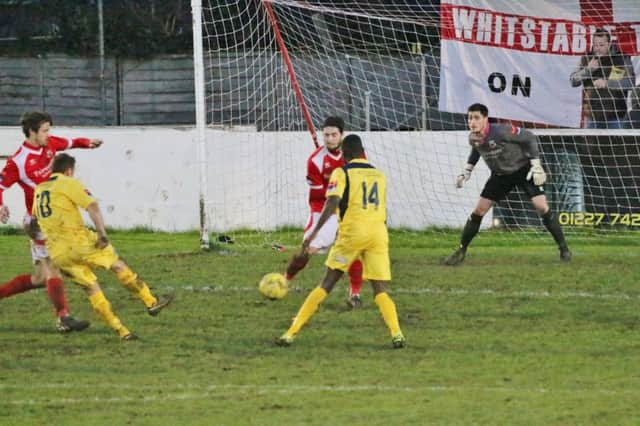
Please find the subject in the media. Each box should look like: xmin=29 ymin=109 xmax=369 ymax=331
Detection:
xmin=306 ymin=146 xmax=345 ymax=213
xmin=0 ymin=136 xmax=92 ymax=214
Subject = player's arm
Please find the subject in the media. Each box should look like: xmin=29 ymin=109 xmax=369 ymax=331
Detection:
xmin=86 ymin=202 xmax=109 ymax=248
xmin=455 ymin=145 xmax=480 ymax=189
xmin=504 ymin=126 xmax=547 ymax=186
xmin=49 ymin=135 xmax=103 ymax=150
xmin=71 ymin=137 xmax=103 ymax=149
xmin=0 ymin=160 xmax=19 ymax=223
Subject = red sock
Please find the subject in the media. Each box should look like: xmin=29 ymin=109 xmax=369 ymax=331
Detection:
xmin=0 ymin=274 xmax=36 ymax=299
xmin=348 ymin=260 xmax=363 ymax=296
xmin=46 ymin=278 xmax=69 ymax=318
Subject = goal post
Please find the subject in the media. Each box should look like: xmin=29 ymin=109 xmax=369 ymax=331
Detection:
xmin=262 ymin=0 xmax=319 ymax=148
xmin=191 ymin=0 xmax=210 ymax=249
xmin=193 ymin=0 xmax=640 ymax=245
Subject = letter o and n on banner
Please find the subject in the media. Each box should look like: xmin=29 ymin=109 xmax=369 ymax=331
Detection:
xmin=488 ymin=72 xmax=531 ymax=97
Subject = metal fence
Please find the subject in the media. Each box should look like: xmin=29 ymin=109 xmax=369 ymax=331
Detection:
xmin=0 ymin=54 xmax=195 ymax=126
xmin=0 ymin=53 xmax=467 ymax=129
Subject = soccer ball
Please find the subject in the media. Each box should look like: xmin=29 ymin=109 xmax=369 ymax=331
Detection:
xmin=259 ymin=272 xmax=288 ymax=300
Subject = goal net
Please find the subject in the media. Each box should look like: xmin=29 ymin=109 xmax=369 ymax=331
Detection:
xmin=195 ymin=0 xmax=640 ymax=247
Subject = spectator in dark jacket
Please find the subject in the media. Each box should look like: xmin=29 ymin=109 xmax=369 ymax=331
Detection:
xmin=570 ymin=28 xmax=635 ymax=129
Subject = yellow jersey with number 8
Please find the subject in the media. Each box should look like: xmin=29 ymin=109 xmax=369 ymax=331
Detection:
xmin=32 ymin=172 xmax=96 ymax=243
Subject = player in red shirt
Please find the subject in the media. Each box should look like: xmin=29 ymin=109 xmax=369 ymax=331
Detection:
xmin=0 ymin=111 xmax=103 ymax=332
xmin=284 ymin=116 xmax=364 ymax=308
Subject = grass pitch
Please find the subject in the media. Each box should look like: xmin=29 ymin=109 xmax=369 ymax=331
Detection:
xmin=0 ymin=229 xmax=639 ymax=425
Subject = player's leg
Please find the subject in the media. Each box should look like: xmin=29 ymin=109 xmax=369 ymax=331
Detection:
xmin=277 ymin=234 xmax=356 ymax=346
xmin=294 ymin=213 xmax=363 ymax=305
xmin=346 ymin=259 xmax=363 ymax=308
xmin=79 ymin=231 xmax=172 ymax=315
xmin=363 ymin=227 xmax=405 ymax=348
xmin=34 ymin=258 xmax=69 ymax=318
xmin=443 ymin=196 xmax=494 ymax=265
xmin=529 ymin=193 xmax=571 ymax=261
xmin=109 ymin=259 xmax=173 ymax=315
xmin=0 ymin=229 xmax=88 ymax=331
xmin=0 ymin=220 xmax=46 ymax=299
xmin=38 ymin=247 xmax=91 ymax=332
xmin=444 ymin=172 xmax=515 ymax=265
xmin=84 ymin=282 xmax=135 ymax=340
xmin=0 ymin=273 xmax=40 ymax=299
xmin=284 ymin=250 xmax=312 ymax=283
xmin=284 ymin=213 xmax=316 ymax=283
xmin=34 ymin=237 xmax=92 ymax=331
xmin=277 ymin=267 xmax=344 ymax=346
xmin=26 ymin=217 xmax=72 ymax=318
xmin=59 ymin=258 xmax=134 ymax=339
xmin=284 ymin=213 xmax=337 ymax=283
xmin=371 ymin=280 xmax=404 ymax=348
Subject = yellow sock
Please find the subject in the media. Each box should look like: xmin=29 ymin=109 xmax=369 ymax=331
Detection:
xmin=136 ymin=285 xmax=157 ymax=308
xmin=116 ymin=267 xmax=157 ymax=308
xmin=285 ymin=287 xmax=328 ymax=337
xmin=89 ymin=291 xmax=130 ymax=337
xmin=375 ymin=292 xmax=402 ymax=336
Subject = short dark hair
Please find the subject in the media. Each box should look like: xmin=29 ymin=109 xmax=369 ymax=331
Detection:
xmin=342 ymin=134 xmax=364 ymax=159
xmin=593 ymin=28 xmax=611 ymax=42
xmin=20 ymin=111 xmax=52 ymax=138
xmin=52 ymin=153 xmax=76 ymax=174
xmin=322 ymin=116 xmax=344 ymax=133
xmin=467 ymin=103 xmax=489 ymax=117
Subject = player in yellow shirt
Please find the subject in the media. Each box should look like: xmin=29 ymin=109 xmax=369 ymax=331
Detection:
xmin=33 ymin=153 xmax=173 ymax=340
xmin=276 ymin=134 xmax=405 ymax=348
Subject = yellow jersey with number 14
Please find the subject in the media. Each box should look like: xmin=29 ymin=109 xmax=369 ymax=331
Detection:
xmin=326 ymin=158 xmax=386 ymax=233
xmin=32 ymin=172 xmax=96 ymax=243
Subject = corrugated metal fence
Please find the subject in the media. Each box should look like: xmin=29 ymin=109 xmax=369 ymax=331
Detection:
xmin=0 ymin=54 xmax=195 ymax=126
xmin=0 ymin=53 xmax=462 ymax=129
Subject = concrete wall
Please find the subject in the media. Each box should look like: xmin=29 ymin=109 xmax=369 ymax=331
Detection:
xmin=0 ymin=127 xmax=488 ymax=231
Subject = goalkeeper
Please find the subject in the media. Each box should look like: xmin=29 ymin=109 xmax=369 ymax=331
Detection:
xmin=444 ymin=103 xmax=571 ymax=266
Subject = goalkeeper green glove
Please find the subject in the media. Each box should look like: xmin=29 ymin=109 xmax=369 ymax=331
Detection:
xmin=526 ymin=159 xmax=546 ymax=186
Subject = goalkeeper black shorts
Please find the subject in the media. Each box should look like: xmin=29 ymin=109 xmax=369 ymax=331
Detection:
xmin=480 ymin=165 xmax=545 ymax=202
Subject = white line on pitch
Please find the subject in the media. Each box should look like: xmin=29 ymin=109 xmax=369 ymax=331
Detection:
xmin=14 ymin=285 xmax=640 ymax=301
xmin=157 ymin=285 xmax=640 ymax=301
xmin=2 ymin=383 xmax=636 ymax=406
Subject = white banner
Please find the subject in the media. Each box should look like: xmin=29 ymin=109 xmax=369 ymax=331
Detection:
xmin=438 ymin=0 xmax=640 ymax=127
xmin=440 ymin=40 xmax=583 ymax=127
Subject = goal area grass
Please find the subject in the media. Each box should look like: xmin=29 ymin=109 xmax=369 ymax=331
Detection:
xmin=0 ymin=229 xmax=638 ymax=425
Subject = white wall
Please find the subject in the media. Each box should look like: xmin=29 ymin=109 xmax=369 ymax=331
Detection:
xmin=0 ymin=127 xmax=489 ymax=231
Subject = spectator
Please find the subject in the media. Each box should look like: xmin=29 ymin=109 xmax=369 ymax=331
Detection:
xmin=570 ymin=28 xmax=635 ymax=129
